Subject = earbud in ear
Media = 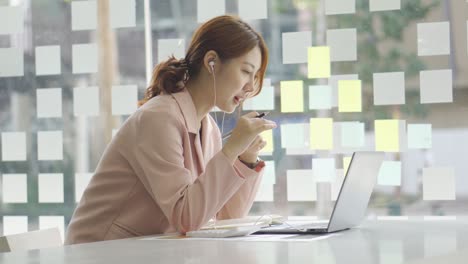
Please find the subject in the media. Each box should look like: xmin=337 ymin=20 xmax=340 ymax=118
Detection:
xmin=209 ymin=60 xmax=215 ymax=74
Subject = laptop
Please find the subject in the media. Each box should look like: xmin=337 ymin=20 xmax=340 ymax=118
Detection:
xmin=254 ymin=151 xmax=385 ymax=234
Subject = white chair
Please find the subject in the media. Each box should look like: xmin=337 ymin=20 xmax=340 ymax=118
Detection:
xmin=0 ymin=228 xmax=62 ymax=253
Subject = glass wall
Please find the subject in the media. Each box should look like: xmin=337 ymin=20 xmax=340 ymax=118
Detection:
xmin=1 ymin=0 xmax=467 ymax=239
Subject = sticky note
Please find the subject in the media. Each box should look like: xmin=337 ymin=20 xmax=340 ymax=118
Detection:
xmin=308 ymin=46 xmax=331 ymax=79
xmin=379 ymin=240 xmax=403 ymax=264
xmin=35 ymin=46 xmax=61 ymax=76
xmin=37 ymin=131 xmax=63 ymax=160
xmin=71 ymin=1 xmax=97 ymax=31
xmin=287 ymin=170 xmax=316 ymax=201
xmin=39 ymin=216 xmax=65 ymax=241
xmin=239 ymin=0 xmax=267 ymax=20
xmin=112 ymin=85 xmax=138 ymax=115
xmin=197 ymin=0 xmax=225 ymax=23
xmin=326 ymin=28 xmax=357 ymax=61
xmin=1 ymin=132 xmax=26 ymax=161
xmin=280 ymin=80 xmax=303 ymax=112
xmin=407 ymin=124 xmax=432 ymax=149
xmin=313 ymin=158 xmax=336 ymax=182
xmin=0 ymin=47 xmax=24 ymax=77
xmin=329 ymin=74 xmax=358 ymax=107
xmin=338 ymin=80 xmax=362 ymax=112
xmin=73 ymin=86 xmax=99 ymax=116
xmin=281 ymin=123 xmax=307 ymax=149
xmin=423 ymin=167 xmax=456 ymax=200
xmin=370 ymin=0 xmax=401 ymax=12
xmin=332 ymin=169 xmax=345 ymax=201
xmin=2 ymin=216 xmax=28 ymax=236
xmin=282 ymin=31 xmax=312 ymax=64
xmin=325 ymin=0 xmax=355 ymax=15
xmin=110 ymin=0 xmax=136 ymax=28
xmin=38 ymin=173 xmax=64 ymax=203
xmin=37 ymin=88 xmax=62 ymax=118
xmin=373 ymin=72 xmax=405 ymax=105
xmin=75 ymin=173 xmax=94 ymax=202
xmin=0 ymin=6 xmax=23 ymax=34
xmin=242 ymin=85 xmax=274 ymax=110
xmin=377 ymin=161 xmax=401 ymax=186
xmin=2 ymin=174 xmax=27 ymax=203
xmin=340 ymin=122 xmax=365 ymax=148
xmin=310 ymin=118 xmax=333 ymax=150
xmin=418 ymin=22 xmax=450 ymax=56
xmin=309 ymin=85 xmax=332 ymax=110
xmin=420 ymin=69 xmax=453 ymax=104
xmin=72 ymin=44 xmax=98 ymax=74
xmin=259 ymin=129 xmax=274 ymax=154
xmin=255 ymin=183 xmax=274 ymax=202
xmin=343 ymin=156 xmax=352 ymax=174
xmin=157 ymin=39 xmax=185 ymax=63
xmin=374 ymin=119 xmax=406 ymax=152
xmin=424 ymin=232 xmax=457 ymax=258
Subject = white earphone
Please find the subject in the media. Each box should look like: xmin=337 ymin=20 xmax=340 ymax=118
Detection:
xmin=209 ymin=60 xmax=215 ymax=73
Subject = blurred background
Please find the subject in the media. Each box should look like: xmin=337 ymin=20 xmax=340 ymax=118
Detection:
xmin=0 ymin=0 xmax=467 ymax=239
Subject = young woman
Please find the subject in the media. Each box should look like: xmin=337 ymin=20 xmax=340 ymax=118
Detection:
xmin=65 ymin=15 xmax=276 ymax=244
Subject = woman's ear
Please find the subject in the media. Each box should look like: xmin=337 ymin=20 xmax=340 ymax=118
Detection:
xmin=204 ymin=50 xmax=219 ymax=74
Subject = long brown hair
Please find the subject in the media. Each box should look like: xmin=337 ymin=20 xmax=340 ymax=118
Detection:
xmin=139 ymin=15 xmax=269 ymax=106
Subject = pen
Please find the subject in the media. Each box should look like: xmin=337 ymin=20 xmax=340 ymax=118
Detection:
xmin=222 ymin=112 xmax=270 ymax=140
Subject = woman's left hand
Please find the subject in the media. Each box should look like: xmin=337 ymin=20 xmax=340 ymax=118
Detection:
xmin=238 ymin=135 xmax=267 ymax=163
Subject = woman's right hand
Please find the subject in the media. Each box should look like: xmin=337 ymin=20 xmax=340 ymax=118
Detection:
xmin=222 ymin=112 xmax=277 ymax=164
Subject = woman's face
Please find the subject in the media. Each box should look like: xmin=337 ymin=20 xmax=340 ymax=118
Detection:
xmin=215 ymin=46 xmax=262 ymax=113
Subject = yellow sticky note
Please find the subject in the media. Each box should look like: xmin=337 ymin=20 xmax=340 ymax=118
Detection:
xmin=343 ymin=156 xmax=351 ymax=174
xmin=375 ymin=119 xmax=400 ymax=152
xmin=260 ymin=129 xmax=274 ymax=153
xmin=309 ymin=118 xmax=333 ymax=150
xmin=338 ymin=80 xmax=362 ymax=112
xmin=280 ymin=80 xmax=304 ymax=112
xmin=308 ymin=46 xmax=331 ymax=79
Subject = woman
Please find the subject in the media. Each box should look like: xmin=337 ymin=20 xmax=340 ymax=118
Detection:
xmin=65 ymin=15 xmax=276 ymax=244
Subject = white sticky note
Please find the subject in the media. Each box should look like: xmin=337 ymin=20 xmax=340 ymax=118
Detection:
xmin=0 ymin=48 xmax=24 ymax=77
xmin=239 ymin=0 xmax=267 ymax=20
xmin=38 ymin=173 xmax=64 ymax=203
xmin=0 ymin=6 xmax=23 ymax=34
xmin=1 ymin=132 xmax=26 ymax=161
xmin=325 ymin=0 xmax=355 ymax=15
xmin=423 ymin=167 xmax=456 ymax=200
xmin=73 ymin=86 xmax=99 ymax=116
xmin=373 ymin=72 xmax=405 ymax=105
xmin=37 ymin=131 xmax=63 ymax=160
xmin=72 ymin=43 xmax=98 ymax=74
xmin=340 ymin=122 xmax=365 ymax=148
xmin=72 ymin=1 xmax=97 ymax=31
xmin=262 ymin=161 xmax=276 ymax=185
xmin=370 ymin=0 xmax=401 ymax=12
xmin=35 ymin=46 xmax=61 ymax=76
xmin=242 ymin=85 xmax=274 ymax=110
xmin=282 ymin=31 xmax=312 ymax=64
xmin=39 ymin=216 xmax=65 ymax=242
xmin=326 ymin=28 xmax=357 ymax=61
xmin=420 ymin=69 xmax=453 ymax=104
xmin=287 ymin=170 xmax=316 ymax=201
xmin=2 ymin=216 xmax=28 ymax=236
xmin=377 ymin=161 xmax=401 ymax=186
xmin=280 ymin=80 xmax=304 ymax=112
xmin=417 ymin=22 xmax=450 ymax=56
xmin=407 ymin=124 xmax=432 ymax=149
xmin=281 ymin=123 xmax=307 ymax=149
xmin=329 ymin=74 xmax=359 ymax=107
xmin=379 ymin=240 xmax=403 ymax=264
xmin=112 ymin=85 xmax=138 ymax=115
xmin=110 ymin=0 xmax=136 ymax=28
xmin=424 ymin=232 xmax=457 ymax=258
xmin=157 ymin=39 xmax=185 ymax=64
xmin=313 ymin=158 xmax=336 ymax=182
xmin=75 ymin=173 xmax=93 ymax=202
xmin=255 ymin=183 xmax=274 ymax=202
xmin=2 ymin=174 xmax=27 ymax=203
xmin=197 ymin=0 xmax=225 ymax=23
xmin=309 ymin=85 xmax=332 ymax=110
xmin=338 ymin=80 xmax=362 ymax=112
xmin=37 ymin=88 xmax=62 ymax=118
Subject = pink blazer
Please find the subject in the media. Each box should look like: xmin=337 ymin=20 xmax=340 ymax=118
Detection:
xmin=65 ymin=89 xmax=264 ymax=245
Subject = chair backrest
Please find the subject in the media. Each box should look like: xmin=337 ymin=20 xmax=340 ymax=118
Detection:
xmin=0 ymin=228 xmax=62 ymax=253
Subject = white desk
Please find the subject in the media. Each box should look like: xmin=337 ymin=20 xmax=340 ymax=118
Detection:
xmin=1 ymin=219 xmax=468 ymax=263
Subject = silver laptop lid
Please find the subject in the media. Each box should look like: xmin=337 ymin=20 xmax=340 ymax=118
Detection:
xmin=327 ymin=151 xmax=385 ymax=232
